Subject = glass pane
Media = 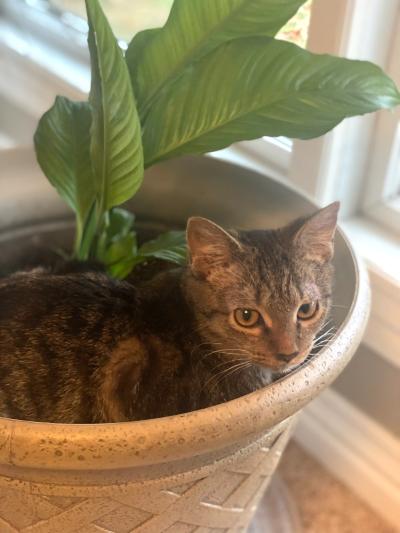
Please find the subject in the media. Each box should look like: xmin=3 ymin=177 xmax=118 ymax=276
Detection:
xmin=49 ymin=0 xmax=173 ymax=40
xmin=46 ymin=0 xmax=312 ymax=46
xmin=0 ymin=96 xmax=38 ymax=149
xmin=277 ymin=0 xmax=313 ymax=49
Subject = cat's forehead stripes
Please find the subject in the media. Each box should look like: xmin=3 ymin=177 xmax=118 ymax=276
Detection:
xmin=235 ymin=230 xmax=304 ymax=308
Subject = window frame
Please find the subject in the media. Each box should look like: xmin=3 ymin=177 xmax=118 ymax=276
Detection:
xmin=360 ymin=5 xmax=400 ymax=234
xmin=292 ymin=0 xmax=400 ymax=367
xmin=288 ymin=0 xmax=400 ymax=214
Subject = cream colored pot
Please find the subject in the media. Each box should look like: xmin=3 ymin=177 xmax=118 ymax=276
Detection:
xmin=0 ymin=149 xmax=370 ymax=532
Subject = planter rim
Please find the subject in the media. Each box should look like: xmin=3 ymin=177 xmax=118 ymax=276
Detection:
xmin=0 ymin=220 xmax=370 ymax=471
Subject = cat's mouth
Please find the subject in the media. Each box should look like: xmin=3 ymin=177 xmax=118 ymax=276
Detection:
xmin=274 ymin=347 xmax=312 ymax=372
xmin=252 ymin=344 xmax=314 ymax=372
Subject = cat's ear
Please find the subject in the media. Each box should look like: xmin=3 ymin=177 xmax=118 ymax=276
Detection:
xmin=293 ymin=202 xmax=340 ymax=262
xmin=186 ymin=217 xmax=242 ymax=280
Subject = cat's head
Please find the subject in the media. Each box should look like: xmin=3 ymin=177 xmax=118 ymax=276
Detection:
xmin=185 ymin=202 xmax=339 ymax=372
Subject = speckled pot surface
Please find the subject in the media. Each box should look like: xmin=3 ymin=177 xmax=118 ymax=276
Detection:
xmin=0 ymin=149 xmax=370 ymax=532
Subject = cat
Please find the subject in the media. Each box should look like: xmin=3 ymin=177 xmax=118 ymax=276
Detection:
xmin=0 ymin=202 xmax=339 ymax=423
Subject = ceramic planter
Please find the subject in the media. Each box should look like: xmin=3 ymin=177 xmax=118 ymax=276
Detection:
xmin=0 ymin=149 xmax=370 ymax=532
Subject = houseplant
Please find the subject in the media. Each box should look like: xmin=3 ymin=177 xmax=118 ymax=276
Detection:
xmin=0 ymin=0 xmax=394 ymax=530
xmin=33 ymin=0 xmax=399 ymax=278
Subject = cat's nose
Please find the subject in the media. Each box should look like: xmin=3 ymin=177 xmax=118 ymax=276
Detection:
xmin=276 ymin=351 xmax=300 ymax=363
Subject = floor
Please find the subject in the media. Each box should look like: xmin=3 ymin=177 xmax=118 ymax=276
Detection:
xmin=276 ymin=440 xmax=398 ymax=533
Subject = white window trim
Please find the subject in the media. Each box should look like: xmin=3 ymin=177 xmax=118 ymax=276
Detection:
xmin=290 ymin=0 xmax=400 ymax=367
xmin=289 ymin=0 xmax=399 ymax=214
xmin=342 ymin=217 xmax=400 ymax=368
xmin=361 ymin=5 xmax=400 ymax=234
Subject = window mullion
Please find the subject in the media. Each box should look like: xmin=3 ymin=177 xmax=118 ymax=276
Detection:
xmin=289 ymin=0 xmax=399 ymax=217
xmin=361 ymin=4 xmax=400 ymax=232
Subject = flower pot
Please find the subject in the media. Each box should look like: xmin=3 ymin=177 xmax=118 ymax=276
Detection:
xmin=0 ymin=148 xmax=370 ymax=532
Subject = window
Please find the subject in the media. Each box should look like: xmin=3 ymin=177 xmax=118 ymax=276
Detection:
xmin=276 ymin=0 xmax=312 ymax=48
xmin=361 ymin=9 xmax=400 ymax=234
xmin=283 ymin=0 xmax=400 ymax=226
xmin=0 ymin=0 xmax=313 ymax=172
xmin=211 ymin=0 xmax=313 ymax=181
xmin=32 ymin=0 xmax=312 ymax=44
xmin=44 ymin=0 xmax=174 ymax=39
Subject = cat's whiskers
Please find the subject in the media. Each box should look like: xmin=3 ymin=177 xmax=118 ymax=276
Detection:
xmin=303 ymin=326 xmax=337 ymax=360
xmin=313 ymin=335 xmax=335 ymax=348
xmin=199 ymin=347 xmax=252 ymax=363
xmin=321 ymin=318 xmax=333 ymax=329
xmin=309 ymin=334 xmax=336 ymax=355
xmin=315 ymin=326 xmax=336 ymax=339
xmin=190 ymin=341 xmax=221 ymax=358
xmin=314 ymin=326 xmax=336 ymax=343
xmin=214 ymin=361 xmax=252 ymax=381
xmin=202 ymin=345 xmax=257 ymax=390
xmin=312 ymin=338 xmax=334 ymax=350
xmin=207 ymin=347 xmax=253 ymax=355
xmin=206 ymin=361 xmax=253 ymax=392
xmin=212 ymin=362 xmax=253 ymax=391
xmin=205 ymin=350 xmax=249 ymax=360
xmin=312 ymin=334 xmax=335 ymax=349
xmin=314 ymin=330 xmax=336 ymax=342
xmin=310 ymin=342 xmax=333 ymax=354
xmin=209 ymin=356 xmax=250 ymax=372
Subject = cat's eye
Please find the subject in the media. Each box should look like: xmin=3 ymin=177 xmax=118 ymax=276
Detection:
xmin=234 ymin=308 xmax=260 ymax=327
xmin=297 ymin=301 xmax=319 ymax=320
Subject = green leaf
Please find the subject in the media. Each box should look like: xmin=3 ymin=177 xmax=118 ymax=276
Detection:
xmin=105 ymin=207 xmax=135 ymax=242
xmin=138 ymin=231 xmax=187 ymax=265
xmin=105 ymin=232 xmax=138 ymax=279
xmin=97 ymin=208 xmax=137 ymax=268
xmin=34 ymin=96 xmax=96 ymax=251
xmin=85 ymin=0 xmax=144 ymax=217
xmin=96 ymin=208 xmax=138 ymax=279
xmin=127 ymin=0 xmax=306 ymax=117
xmin=77 ymin=200 xmax=98 ymax=260
xmin=126 ymin=27 xmax=160 ymax=79
xmin=98 ymin=227 xmax=187 ymax=279
xmin=142 ymin=37 xmax=400 ymax=165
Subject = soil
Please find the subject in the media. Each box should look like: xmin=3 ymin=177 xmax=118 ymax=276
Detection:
xmin=0 ymin=218 xmax=178 ymax=282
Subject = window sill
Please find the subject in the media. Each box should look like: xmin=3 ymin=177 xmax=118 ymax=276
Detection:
xmin=0 ymin=18 xmax=88 ymax=113
xmin=338 ymin=218 xmax=399 ymax=368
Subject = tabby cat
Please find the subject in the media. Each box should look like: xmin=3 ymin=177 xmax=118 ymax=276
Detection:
xmin=0 ymin=202 xmax=339 ymax=423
